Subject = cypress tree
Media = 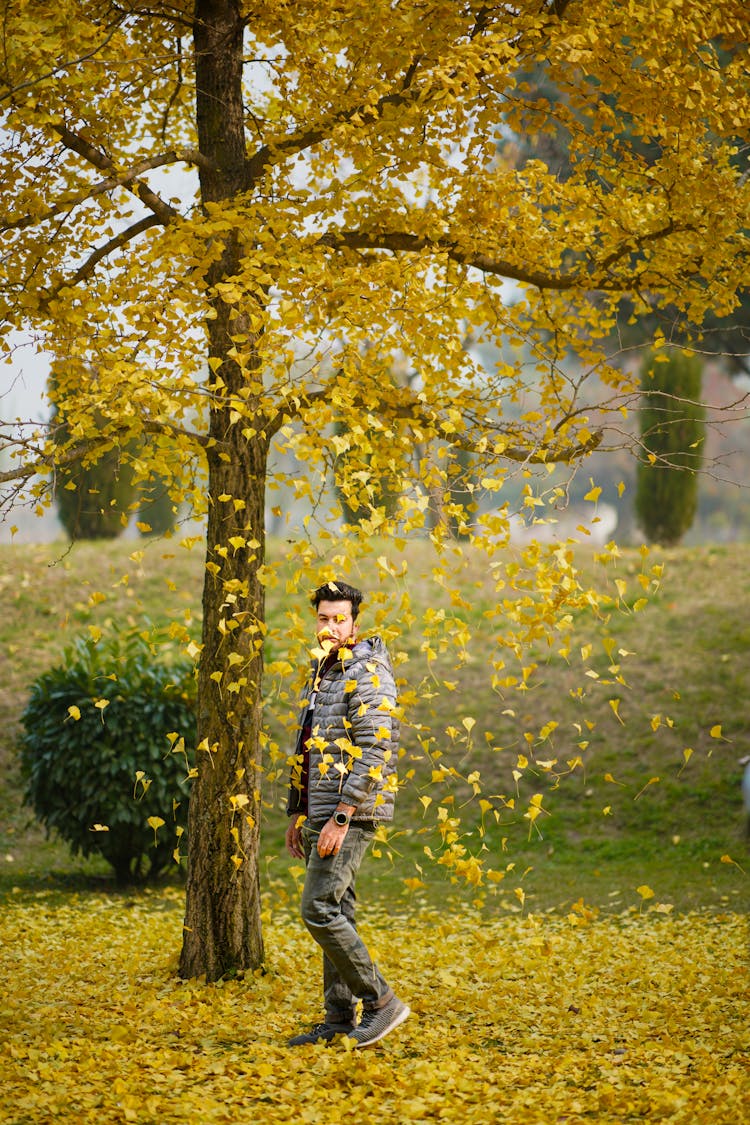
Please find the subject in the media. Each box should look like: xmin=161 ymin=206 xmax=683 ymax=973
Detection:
xmin=635 ymin=349 xmax=705 ymax=545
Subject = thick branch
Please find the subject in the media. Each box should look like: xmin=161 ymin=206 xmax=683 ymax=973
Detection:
xmin=54 ymin=124 xmax=180 ymax=225
xmin=319 ymin=224 xmax=691 ymax=292
xmin=319 ymin=229 xmax=575 ymax=289
xmin=0 ymin=419 xmax=211 ymax=486
xmin=1 ymin=149 xmax=211 ymax=236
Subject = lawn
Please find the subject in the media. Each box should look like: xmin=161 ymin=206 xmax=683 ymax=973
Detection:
xmin=1 ymin=534 xmax=748 ymax=1124
xmin=0 ymin=535 xmax=748 ymax=913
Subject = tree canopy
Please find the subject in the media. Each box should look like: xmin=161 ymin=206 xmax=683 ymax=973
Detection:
xmin=1 ymin=0 xmax=748 ymax=979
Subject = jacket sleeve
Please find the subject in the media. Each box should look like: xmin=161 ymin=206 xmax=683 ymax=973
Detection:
xmin=338 ymin=656 xmax=397 ymax=809
xmin=285 ymin=683 xmax=313 ymax=817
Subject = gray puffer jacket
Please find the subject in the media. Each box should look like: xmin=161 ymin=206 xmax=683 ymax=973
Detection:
xmin=286 ymin=635 xmax=400 ymax=824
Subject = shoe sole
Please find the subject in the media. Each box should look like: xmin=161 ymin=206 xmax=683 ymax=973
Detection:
xmin=351 ymin=1004 xmax=410 ymax=1048
xmin=288 ymin=1028 xmax=355 ymax=1046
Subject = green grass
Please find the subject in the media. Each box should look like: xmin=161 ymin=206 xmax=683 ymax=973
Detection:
xmin=0 ymin=536 xmax=748 ymax=916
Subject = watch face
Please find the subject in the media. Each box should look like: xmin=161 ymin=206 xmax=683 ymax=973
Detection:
xmin=334 ymin=812 xmax=349 ymax=825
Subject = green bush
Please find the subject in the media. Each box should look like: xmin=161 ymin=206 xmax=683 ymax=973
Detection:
xmin=20 ymin=633 xmax=196 ymax=884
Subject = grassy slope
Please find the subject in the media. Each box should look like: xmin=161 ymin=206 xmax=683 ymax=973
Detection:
xmin=0 ymin=536 xmax=747 ymax=914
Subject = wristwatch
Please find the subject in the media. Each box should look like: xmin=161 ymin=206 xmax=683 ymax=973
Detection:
xmin=333 ymin=810 xmax=351 ymax=827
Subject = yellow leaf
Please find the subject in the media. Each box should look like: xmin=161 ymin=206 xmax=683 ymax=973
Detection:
xmin=147 ymin=816 xmax=165 ymax=845
xmin=721 ymin=854 xmax=746 ymax=873
xmin=608 ymin=698 xmax=624 ymax=724
xmin=634 ymin=777 xmax=660 ymax=800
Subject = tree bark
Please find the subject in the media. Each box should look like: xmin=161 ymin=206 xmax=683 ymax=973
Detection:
xmin=179 ymin=0 xmax=267 ymax=980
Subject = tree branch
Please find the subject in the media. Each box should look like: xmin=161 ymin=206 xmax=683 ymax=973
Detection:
xmin=318 ymin=229 xmax=575 ymax=289
xmin=35 ymin=216 xmax=163 ymax=308
xmin=54 ymin=124 xmax=180 ymax=225
xmin=1 ymin=149 xmax=210 ymax=236
xmin=0 ymin=419 xmax=211 ymax=487
xmin=242 ymin=0 xmax=577 ymax=186
xmin=319 ymin=223 xmax=692 ymax=292
xmin=0 ymin=21 xmax=123 ymax=105
xmin=266 ymin=375 xmax=603 ymax=463
xmin=244 ymin=56 xmax=424 ymax=187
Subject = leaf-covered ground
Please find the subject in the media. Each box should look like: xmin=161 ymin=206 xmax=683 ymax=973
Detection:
xmin=2 ymin=890 xmax=747 ymax=1124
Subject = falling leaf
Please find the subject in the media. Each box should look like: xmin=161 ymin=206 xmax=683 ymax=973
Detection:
xmin=147 ymin=816 xmax=165 ymax=844
xmin=634 ymin=777 xmax=660 ymax=801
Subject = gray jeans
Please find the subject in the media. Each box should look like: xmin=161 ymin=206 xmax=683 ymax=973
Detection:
xmin=300 ymin=821 xmax=393 ymax=1024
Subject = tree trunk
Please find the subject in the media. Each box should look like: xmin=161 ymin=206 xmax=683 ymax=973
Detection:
xmin=179 ymin=0 xmax=267 ymax=980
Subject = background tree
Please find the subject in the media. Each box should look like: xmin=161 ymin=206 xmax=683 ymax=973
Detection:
xmin=54 ymin=444 xmax=135 ymax=540
xmin=635 ymin=350 xmax=706 ymax=546
xmin=51 ymin=375 xmax=136 ymax=540
xmin=138 ymin=472 xmax=179 ymax=537
xmin=0 ymin=1 xmax=748 ymax=980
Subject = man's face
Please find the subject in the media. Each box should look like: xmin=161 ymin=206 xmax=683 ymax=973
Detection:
xmin=315 ymin=599 xmax=357 ymax=653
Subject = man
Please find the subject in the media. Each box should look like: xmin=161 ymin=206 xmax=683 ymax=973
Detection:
xmin=285 ymin=579 xmax=410 ymax=1048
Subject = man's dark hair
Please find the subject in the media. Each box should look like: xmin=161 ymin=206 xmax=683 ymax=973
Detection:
xmin=311 ymin=580 xmax=363 ymax=619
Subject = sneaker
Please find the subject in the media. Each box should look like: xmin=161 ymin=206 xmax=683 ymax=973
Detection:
xmin=287 ymin=1021 xmax=355 ymax=1046
xmin=346 ymin=996 xmax=410 ymax=1048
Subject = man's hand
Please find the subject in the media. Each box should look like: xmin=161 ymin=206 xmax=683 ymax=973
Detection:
xmin=285 ymin=818 xmax=304 ymax=859
xmin=316 ymin=819 xmax=350 ymax=858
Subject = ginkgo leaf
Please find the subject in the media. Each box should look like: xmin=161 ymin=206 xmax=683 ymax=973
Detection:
xmin=147 ymin=816 xmax=165 ymax=844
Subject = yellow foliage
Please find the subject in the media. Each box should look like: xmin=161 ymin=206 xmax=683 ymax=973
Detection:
xmin=2 ymin=891 xmax=747 ymax=1124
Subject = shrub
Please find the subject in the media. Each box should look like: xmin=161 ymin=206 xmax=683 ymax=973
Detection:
xmin=20 ymin=632 xmax=196 ymax=884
